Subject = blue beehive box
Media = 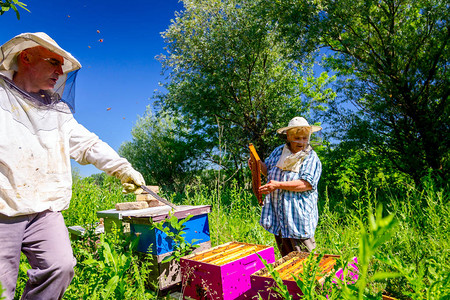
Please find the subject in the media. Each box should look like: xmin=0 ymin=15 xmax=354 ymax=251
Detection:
xmin=98 ymin=204 xmax=211 ymax=290
xmin=97 ymin=205 xmax=211 ymax=255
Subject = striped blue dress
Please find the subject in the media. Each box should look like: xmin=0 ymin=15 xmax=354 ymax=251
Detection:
xmin=259 ymin=144 xmax=322 ymax=239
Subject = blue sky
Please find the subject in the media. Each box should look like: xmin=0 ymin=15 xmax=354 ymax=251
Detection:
xmin=1 ymin=0 xmax=183 ymax=176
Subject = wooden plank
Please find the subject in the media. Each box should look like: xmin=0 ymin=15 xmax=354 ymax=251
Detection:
xmin=115 ymin=201 xmax=148 ymax=211
xmin=131 ymin=205 xmax=210 ymax=220
xmin=192 ymin=243 xmax=245 ymax=262
xmin=97 ymin=205 xmax=211 ymax=222
xmin=210 ymin=245 xmax=260 ymax=265
xmin=277 ymin=258 xmax=306 ymax=277
xmin=200 ymin=244 xmax=248 ymax=264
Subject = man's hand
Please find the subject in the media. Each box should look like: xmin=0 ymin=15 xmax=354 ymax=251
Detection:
xmin=119 ymin=167 xmax=145 ymax=194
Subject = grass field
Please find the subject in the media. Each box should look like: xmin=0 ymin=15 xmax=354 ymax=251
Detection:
xmin=11 ymin=172 xmax=450 ymax=299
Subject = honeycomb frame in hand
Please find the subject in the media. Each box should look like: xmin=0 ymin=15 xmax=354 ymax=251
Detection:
xmin=249 ymin=143 xmax=263 ymax=205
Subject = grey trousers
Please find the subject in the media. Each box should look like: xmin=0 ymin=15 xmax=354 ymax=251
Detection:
xmin=275 ymin=234 xmax=316 ymax=257
xmin=0 ymin=211 xmax=75 ymax=300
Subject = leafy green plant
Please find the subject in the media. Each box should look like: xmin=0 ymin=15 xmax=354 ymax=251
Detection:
xmin=259 ymin=205 xmax=403 ymax=299
xmin=151 ymin=212 xmax=200 ymax=263
xmin=66 ymin=223 xmax=155 ymax=300
xmin=82 ymin=236 xmax=132 ymax=298
xmin=12 ymin=168 xmax=446 ymax=299
xmin=351 ymin=205 xmax=400 ymax=299
xmin=257 ymin=254 xmax=294 ymax=300
xmin=0 ymin=280 xmax=5 ymax=300
xmin=0 ymin=0 xmax=29 ymax=19
xmin=292 ymin=253 xmax=329 ymax=300
xmin=64 ymin=171 xmax=134 ymax=227
xmin=378 ymin=254 xmax=450 ymax=299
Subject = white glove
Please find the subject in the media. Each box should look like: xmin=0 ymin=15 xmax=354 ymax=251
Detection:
xmin=118 ymin=167 xmax=145 ymax=194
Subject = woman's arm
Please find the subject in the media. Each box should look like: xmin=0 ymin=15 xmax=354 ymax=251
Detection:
xmin=259 ymin=179 xmax=312 ymax=194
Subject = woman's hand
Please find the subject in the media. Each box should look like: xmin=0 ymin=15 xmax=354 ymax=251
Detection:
xmin=259 ymin=180 xmax=280 ymax=194
xmin=248 ymin=158 xmax=268 ymax=176
xmin=259 ymin=179 xmax=313 ymax=194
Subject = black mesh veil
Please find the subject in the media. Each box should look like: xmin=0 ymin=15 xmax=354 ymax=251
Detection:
xmin=0 ymin=32 xmax=81 ymax=113
xmin=53 ymin=70 xmax=78 ymax=113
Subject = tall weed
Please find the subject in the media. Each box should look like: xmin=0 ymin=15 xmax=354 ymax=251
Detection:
xmin=65 ymin=224 xmax=156 ymax=300
xmin=65 ymin=172 xmax=134 ymax=226
xmin=0 ymin=281 xmax=5 ymax=300
xmin=11 ymin=169 xmax=447 ymax=299
xmin=151 ymin=212 xmax=200 ymax=263
xmin=260 ymin=205 xmax=401 ymax=299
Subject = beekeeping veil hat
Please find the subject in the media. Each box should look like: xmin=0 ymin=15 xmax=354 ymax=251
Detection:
xmin=277 ymin=117 xmax=322 ymax=135
xmin=0 ymin=32 xmax=82 ymax=113
xmin=277 ymin=117 xmax=322 ymax=151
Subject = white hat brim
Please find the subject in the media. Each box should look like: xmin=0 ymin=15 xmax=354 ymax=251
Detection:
xmin=277 ymin=125 xmax=322 ymax=134
xmin=0 ymin=32 xmax=81 ymax=74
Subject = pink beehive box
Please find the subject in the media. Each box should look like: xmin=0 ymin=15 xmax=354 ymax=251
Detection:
xmin=180 ymin=241 xmax=275 ymax=300
xmin=250 ymin=251 xmax=340 ymax=300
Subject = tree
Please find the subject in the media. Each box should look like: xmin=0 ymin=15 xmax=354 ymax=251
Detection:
xmin=268 ymin=0 xmax=449 ymax=184
xmin=119 ymin=107 xmax=206 ymax=192
xmin=157 ymin=0 xmax=335 ymax=179
xmin=0 ymin=0 xmax=29 ymax=19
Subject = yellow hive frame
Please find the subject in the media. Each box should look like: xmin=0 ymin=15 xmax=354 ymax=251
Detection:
xmin=249 ymin=143 xmax=263 ymax=205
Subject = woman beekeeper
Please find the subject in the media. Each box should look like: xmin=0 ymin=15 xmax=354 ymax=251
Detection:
xmin=259 ymin=117 xmax=322 ymax=256
xmin=0 ymin=32 xmax=144 ymax=300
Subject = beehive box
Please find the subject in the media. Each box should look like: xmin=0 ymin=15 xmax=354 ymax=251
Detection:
xmin=97 ymin=205 xmax=211 ymax=254
xmin=97 ymin=205 xmax=212 ymax=290
xmin=250 ymin=251 xmax=339 ymax=300
xmin=181 ymin=241 xmax=275 ymax=300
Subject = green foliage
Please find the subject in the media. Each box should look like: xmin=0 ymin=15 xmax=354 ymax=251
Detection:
xmin=64 ymin=171 xmax=134 ymax=226
xmin=119 ymin=107 xmax=206 ymax=192
xmin=258 ymin=254 xmax=296 ymax=299
xmin=157 ymin=0 xmax=335 ymax=176
xmin=267 ymin=0 xmax=449 ymax=184
xmin=353 ymin=206 xmax=400 ymax=299
xmin=151 ymin=212 xmax=200 ymax=263
xmin=0 ymin=281 xmax=4 ymax=300
xmin=321 ymin=146 xmax=413 ymax=199
xmin=316 ymin=173 xmax=449 ymax=298
xmin=0 ymin=0 xmax=29 ymax=19
xmin=11 ymin=169 xmax=447 ymax=299
xmin=292 ymin=254 xmax=329 ymax=300
xmin=259 ymin=206 xmax=415 ymax=299
xmin=378 ymin=254 xmax=450 ymax=299
xmin=66 ymin=224 xmax=155 ymax=300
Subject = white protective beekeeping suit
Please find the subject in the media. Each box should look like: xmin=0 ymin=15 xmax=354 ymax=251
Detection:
xmin=0 ymin=32 xmax=143 ymax=217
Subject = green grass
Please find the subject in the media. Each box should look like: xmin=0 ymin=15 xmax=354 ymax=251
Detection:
xmin=11 ymin=172 xmax=450 ymax=299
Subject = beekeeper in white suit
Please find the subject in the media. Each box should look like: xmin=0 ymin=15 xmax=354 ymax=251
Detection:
xmin=0 ymin=32 xmax=145 ymax=300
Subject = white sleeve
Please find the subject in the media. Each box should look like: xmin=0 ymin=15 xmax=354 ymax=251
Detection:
xmin=68 ymin=118 xmax=132 ymax=177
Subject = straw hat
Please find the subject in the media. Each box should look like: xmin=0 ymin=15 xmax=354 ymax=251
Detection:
xmin=0 ymin=32 xmax=81 ymax=74
xmin=276 ymin=117 xmax=322 ymax=134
